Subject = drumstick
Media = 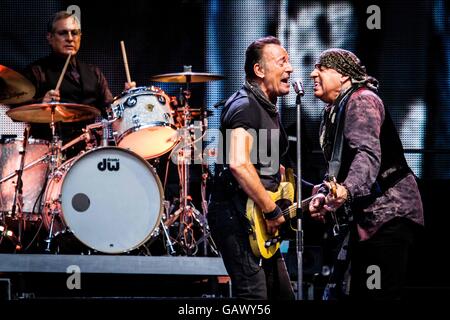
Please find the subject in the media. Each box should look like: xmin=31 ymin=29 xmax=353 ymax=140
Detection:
xmin=120 ymin=41 xmax=132 ymax=84
xmin=55 ymin=53 xmax=72 ymax=92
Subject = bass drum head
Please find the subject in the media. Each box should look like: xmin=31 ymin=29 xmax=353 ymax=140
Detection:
xmin=60 ymin=147 xmax=163 ymax=253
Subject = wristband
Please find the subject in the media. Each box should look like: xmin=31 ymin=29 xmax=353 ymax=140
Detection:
xmin=263 ymin=205 xmax=283 ymax=220
xmin=342 ymin=184 xmax=353 ymax=204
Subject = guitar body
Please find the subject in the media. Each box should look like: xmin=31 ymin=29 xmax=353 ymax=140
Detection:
xmin=246 ymin=182 xmax=295 ymax=259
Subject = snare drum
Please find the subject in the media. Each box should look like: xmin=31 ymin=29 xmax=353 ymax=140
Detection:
xmin=41 ymin=147 xmax=163 ymax=253
xmin=109 ymin=86 xmax=178 ymax=159
xmin=0 ymin=138 xmax=49 ymax=216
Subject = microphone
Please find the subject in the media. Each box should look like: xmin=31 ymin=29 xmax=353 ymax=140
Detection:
xmin=292 ymin=79 xmax=305 ymax=97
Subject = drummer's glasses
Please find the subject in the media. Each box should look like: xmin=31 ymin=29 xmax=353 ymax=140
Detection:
xmin=54 ymin=29 xmax=82 ymax=38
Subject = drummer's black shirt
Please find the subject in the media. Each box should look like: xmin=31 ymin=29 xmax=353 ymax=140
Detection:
xmin=21 ymin=53 xmax=113 ymax=145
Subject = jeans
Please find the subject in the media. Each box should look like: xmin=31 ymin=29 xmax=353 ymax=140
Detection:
xmin=208 ymin=195 xmax=294 ymax=300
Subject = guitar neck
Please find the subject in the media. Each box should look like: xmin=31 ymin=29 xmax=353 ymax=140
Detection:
xmin=300 ymin=196 xmax=313 ymax=212
xmin=284 ymin=196 xmax=313 ymax=219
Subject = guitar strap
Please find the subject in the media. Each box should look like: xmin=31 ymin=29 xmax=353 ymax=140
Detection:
xmin=322 ymin=85 xmax=360 ymax=300
xmin=327 ymin=85 xmax=360 ymax=179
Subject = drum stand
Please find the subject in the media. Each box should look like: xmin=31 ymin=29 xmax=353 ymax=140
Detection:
xmin=160 ymin=204 xmax=177 ymax=255
xmin=43 ymin=107 xmax=63 ymax=252
xmin=0 ymin=126 xmax=32 ymax=250
xmin=168 ymin=82 xmax=217 ymax=256
xmin=0 ymin=115 xmax=67 ymax=252
xmin=0 ymin=117 xmax=65 ymax=251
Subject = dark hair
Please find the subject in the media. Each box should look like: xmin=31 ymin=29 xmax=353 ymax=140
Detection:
xmin=47 ymin=11 xmax=80 ymax=33
xmin=245 ymin=36 xmax=281 ymax=80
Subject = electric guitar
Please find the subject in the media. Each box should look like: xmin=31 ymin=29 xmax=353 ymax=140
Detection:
xmin=245 ymin=181 xmax=313 ymax=259
xmin=245 ymin=177 xmax=344 ymax=259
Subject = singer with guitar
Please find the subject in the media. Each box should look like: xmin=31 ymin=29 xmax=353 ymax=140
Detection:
xmin=208 ymin=36 xmax=295 ymax=299
xmin=308 ymin=49 xmax=424 ymax=300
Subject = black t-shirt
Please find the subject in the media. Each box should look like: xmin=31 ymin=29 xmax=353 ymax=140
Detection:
xmin=218 ymin=87 xmax=288 ymax=192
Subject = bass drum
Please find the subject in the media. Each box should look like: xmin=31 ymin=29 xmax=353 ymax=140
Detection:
xmin=41 ymin=147 xmax=163 ymax=254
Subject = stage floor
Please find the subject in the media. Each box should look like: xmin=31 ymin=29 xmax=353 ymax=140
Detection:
xmin=0 ymin=254 xmax=229 ymax=299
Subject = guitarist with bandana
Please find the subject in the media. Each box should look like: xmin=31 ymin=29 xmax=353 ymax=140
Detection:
xmin=309 ymin=49 xmax=424 ymax=300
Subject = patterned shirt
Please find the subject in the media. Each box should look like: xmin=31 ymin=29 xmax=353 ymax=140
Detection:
xmin=320 ymin=88 xmax=424 ymax=239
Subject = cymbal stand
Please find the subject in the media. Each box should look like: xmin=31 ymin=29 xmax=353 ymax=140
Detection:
xmin=8 ymin=125 xmax=31 ymax=250
xmin=198 ymin=110 xmax=218 ymax=256
xmin=176 ymin=89 xmax=198 ymax=255
xmin=49 ymin=106 xmax=63 ymax=172
xmin=161 ymin=200 xmax=176 ymax=255
xmin=44 ymin=106 xmax=63 ymax=252
xmin=173 ymin=72 xmax=217 ymax=256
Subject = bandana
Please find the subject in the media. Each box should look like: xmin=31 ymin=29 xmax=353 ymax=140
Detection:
xmin=317 ymin=48 xmax=379 ymax=91
xmin=244 ymin=80 xmax=278 ymax=116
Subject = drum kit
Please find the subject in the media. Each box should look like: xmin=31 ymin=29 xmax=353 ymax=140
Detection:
xmin=0 ymin=63 xmax=224 ymax=256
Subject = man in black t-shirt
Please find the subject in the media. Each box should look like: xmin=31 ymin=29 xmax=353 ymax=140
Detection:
xmin=208 ymin=36 xmax=294 ymax=299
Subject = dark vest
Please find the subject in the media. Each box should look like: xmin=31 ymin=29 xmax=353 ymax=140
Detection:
xmin=322 ymin=87 xmax=412 ymax=195
xmin=42 ymin=59 xmax=101 ymax=109
xmin=24 ymin=55 xmax=105 ymax=143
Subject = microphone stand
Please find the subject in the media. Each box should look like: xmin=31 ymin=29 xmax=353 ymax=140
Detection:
xmin=293 ymin=80 xmax=305 ymax=300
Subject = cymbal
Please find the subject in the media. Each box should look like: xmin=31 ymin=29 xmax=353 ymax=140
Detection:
xmin=6 ymin=102 xmax=100 ymax=123
xmin=0 ymin=65 xmax=35 ymax=104
xmin=150 ymin=72 xmax=225 ymax=83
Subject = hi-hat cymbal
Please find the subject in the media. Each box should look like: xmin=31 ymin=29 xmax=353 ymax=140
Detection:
xmin=6 ymin=102 xmax=100 ymax=123
xmin=150 ymin=72 xmax=225 ymax=83
xmin=0 ymin=65 xmax=35 ymax=104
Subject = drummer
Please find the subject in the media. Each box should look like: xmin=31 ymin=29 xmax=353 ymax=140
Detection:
xmin=21 ymin=11 xmax=135 ymax=156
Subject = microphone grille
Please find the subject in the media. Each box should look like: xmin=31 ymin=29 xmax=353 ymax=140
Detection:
xmin=292 ymin=80 xmax=305 ymax=96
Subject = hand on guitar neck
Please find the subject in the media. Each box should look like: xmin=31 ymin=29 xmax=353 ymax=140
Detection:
xmin=309 ymin=177 xmax=349 ymax=222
